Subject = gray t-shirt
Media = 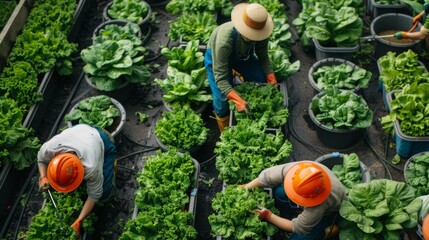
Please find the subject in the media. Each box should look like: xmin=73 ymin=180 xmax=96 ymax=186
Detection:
xmin=257 ymin=161 xmax=347 ymax=234
xmin=37 ymin=124 xmax=105 ymax=201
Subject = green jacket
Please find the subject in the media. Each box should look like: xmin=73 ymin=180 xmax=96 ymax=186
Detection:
xmin=207 ymin=22 xmax=274 ymax=95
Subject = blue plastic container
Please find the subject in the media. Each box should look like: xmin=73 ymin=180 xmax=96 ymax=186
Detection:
xmin=393 ymin=121 xmax=429 ymax=158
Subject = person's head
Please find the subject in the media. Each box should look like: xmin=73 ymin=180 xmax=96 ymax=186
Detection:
xmin=47 ymin=153 xmax=84 ymax=193
xmin=284 ymin=162 xmax=332 ymax=207
xmin=231 ymin=3 xmax=273 ymax=41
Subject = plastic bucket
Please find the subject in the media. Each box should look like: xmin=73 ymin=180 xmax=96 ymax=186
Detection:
xmin=312 ymin=38 xmax=359 ymax=61
xmin=403 ymin=151 xmax=429 ymax=183
xmin=84 ymin=73 xmax=136 ymax=102
xmin=370 ymin=0 xmax=410 ymax=19
xmin=93 ymin=20 xmax=142 ymax=39
xmin=315 ymin=152 xmax=371 ymax=183
xmin=102 ymin=0 xmax=152 ymax=32
xmin=308 ymin=58 xmax=362 ymax=93
xmin=370 ymin=13 xmax=422 ymax=58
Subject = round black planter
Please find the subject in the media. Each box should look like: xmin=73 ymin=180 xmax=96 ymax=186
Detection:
xmin=84 ymin=74 xmax=136 ymax=103
xmin=102 ymin=0 xmax=152 ymax=32
xmin=93 ymin=19 xmax=142 ymax=39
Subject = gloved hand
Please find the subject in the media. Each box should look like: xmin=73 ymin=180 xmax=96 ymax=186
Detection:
xmin=226 ymin=90 xmax=248 ymax=113
xmin=255 ymin=208 xmax=272 ymax=220
xmin=71 ymin=218 xmax=82 ymax=237
xmin=394 ymin=32 xmax=408 ymax=40
xmin=39 ymin=176 xmax=50 ymax=191
xmin=413 ymin=11 xmax=424 ymax=24
xmin=266 ymin=73 xmax=278 ymax=87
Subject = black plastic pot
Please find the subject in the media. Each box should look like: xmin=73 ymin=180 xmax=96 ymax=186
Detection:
xmin=308 ymin=91 xmax=367 ymax=149
xmin=312 ymin=38 xmax=359 ymax=62
xmin=315 ymin=152 xmax=371 ymax=183
xmin=102 ymin=0 xmax=152 ymax=32
xmin=404 ymin=151 xmax=429 ymax=183
xmin=93 ymin=20 xmax=142 ymax=39
xmin=66 ymin=96 xmax=126 ymax=139
xmin=308 ymin=58 xmax=362 ymax=94
xmin=84 ymin=73 xmax=136 ymax=103
xmin=370 ymin=13 xmax=422 ymax=58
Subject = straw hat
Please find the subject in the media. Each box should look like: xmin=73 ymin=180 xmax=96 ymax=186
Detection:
xmin=231 ymin=3 xmax=273 ymax=41
xmin=284 ymin=162 xmax=332 ymax=207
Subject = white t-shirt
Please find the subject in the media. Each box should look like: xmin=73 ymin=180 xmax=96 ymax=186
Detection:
xmin=37 ymin=124 xmax=105 ymax=200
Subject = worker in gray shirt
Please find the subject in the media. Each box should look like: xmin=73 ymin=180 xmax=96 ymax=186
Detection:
xmin=37 ymin=124 xmax=116 ymax=236
xmin=243 ymin=161 xmax=346 ymax=240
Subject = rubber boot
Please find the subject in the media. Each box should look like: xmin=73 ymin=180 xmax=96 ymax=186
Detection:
xmin=214 ymin=113 xmax=230 ymax=132
xmin=323 ymin=224 xmax=339 ymax=240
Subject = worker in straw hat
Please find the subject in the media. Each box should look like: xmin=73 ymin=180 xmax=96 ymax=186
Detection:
xmin=204 ymin=3 xmax=278 ymax=132
xmin=37 ymin=124 xmax=117 ymax=236
xmin=243 ymin=161 xmax=346 ymax=239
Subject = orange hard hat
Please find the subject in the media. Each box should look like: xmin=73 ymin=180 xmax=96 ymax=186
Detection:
xmin=423 ymin=215 xmax=429 ymax=240
xmin=47 ymin=153 xmax=84 ymax=193
xmin=284 ymin=162 xmax=331 ymax=207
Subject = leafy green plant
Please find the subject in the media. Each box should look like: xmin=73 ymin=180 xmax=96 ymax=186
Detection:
xmin=381 ymin=82 xmax=429 ymax=137
xmin=379 ymin=50 xmax=429 ymax=92
xmin=268 ymin=42 xmax=300 ymax=79
xmin=121 ymin=150 xmax=197 ymax=239
xmin=64 ymin=95 xmax=120 ymax=130
xmin=94 ymin=22 xmax=141 ymax=43
xmin=154 ymin=67 xmax=212 ymax=109
xmin=166 ymin=0 xmax=233 ymax=16
xmin=107 ymin=0 xmax=150 ymax=24
xmin=155 ymin=106 xmax=209 ymax=151
xmin=331 ymin=153 xmax=362 ymax=193
xmin=81 ymin=38 xmax=150 ymax=91
xmin=0 ymin=98 xmax=40 ymax=170
xmin=26 ymin=188 xmax=97 ymax=239
xmin=215 ymin=116 xmax=293 ymax=184
xmin=310 ymin=86 xmax=373 ymax=129
xmin=249 ymin=0 xmax=286 ymax=18
xmin=168 ymin=12 xmax=217 ymax=44
xmin=232 ymin=82 xmax=289 ymax=128
xmin=312 ymin=63 xmax=371 ymax=91
xmin=160 ymin=40 xmax=205 ymax=74
xmin=404 ymin=152 xmax=429 ymax=196
xmin=339 ymin=179 xmax=421 ymax=240
xmin=292 ymin=3 xmax=362 ymax=48
xmin=209 ymin=185 xmax=279 ymax=239
xmin=374 ymin=0 xmax=401 ymax=4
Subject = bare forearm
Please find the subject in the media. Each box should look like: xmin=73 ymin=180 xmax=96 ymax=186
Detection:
xmin=244 ymin=178 xmax=262 ymax=189
xmin=38 ymin=164 xmax=47 ymax=178
xmin=78 ymin=197 xmax=96 ymax=220
xmin=268 ymin=214 xmax=293 ymax=232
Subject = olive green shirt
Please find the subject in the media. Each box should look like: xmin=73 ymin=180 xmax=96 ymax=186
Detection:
xmin=257 ymin=161 xmax=347 ymax=234
xmin=207 ymin=22 xmax=274 ymax=95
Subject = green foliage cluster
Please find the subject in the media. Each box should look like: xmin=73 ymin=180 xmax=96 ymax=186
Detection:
xmin=209 ymin=186 xmax=279 ymax=239
xmin=310 ymin=86 xmax=373 ymax=129
xmin=64 ymin=95 xmax=120 ymax=130
xmin=312 ymin=63 xmax=371 ymax=91
xmin=107 ymin=0 xmax=150 ymax=24
xmin=155 ymin=106 xmax=209 ymax=151
xmin=0 ymin=0 xmax=77 ymax=112
xmin=166 ymin=0 xmax=233 ymax=17
xmin=26 ymin=189 xmax=97 ymax=239
xmin=379 ymin=50 xmax=429 ymax=92
xmin=215 ymin=116 xmax=292 ymax=184
xmin=81 ymin=23 xmax=150 ymax=91
xmin=168 ymin=12 xmax=217 ymax=44
xmin=339 ymin=179 xmax=422 ymax=240
xmin=293 ymin=3 xmax=362 ymax=49
xmin=94 ymin=22 xmax=141 ymax=43
xmin=405 ymin=152 xmax=429 ymax=196
xmin=0 ymin=98 xmax=40 ymax=170
xmin=381 ymin=83 xmax=429 ymax=137
xmin=155 ymin=41 xmax=211 ymax=109
xmin=232 ymin=82 xmax=289 ymax=128
xmin=120 ymin=150 xmax=197 ymax=239
xmin=331 ymin=153 xmax=362 ymax=193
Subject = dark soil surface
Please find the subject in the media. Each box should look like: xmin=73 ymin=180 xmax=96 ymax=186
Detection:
xmin=0 ymin=0 xmax=422 ymax=239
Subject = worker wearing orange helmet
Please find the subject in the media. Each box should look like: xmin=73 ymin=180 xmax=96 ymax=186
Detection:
xmin=243 ymin=161 xmax=346 ymax=239
xmin=37 ymin=124 xmax=116 ymax=237
xmin=204 ymin=3 xmax=278 ymax=132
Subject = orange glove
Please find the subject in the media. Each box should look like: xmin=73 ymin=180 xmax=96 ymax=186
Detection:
xmin=266 ymin=73 xmax=278 ymax=87
xmin=39 ymin=176 xmax=50 ymax=191
xmin=394 ymin=32 xmax=409 ymax=40
xmin=226 ymin=90 xmax=248 ymax=113
xmin=413 ymin=11 xmax=424 ymax=24
xmin=71 ymin=218 xmax=82 ymax=237
xmin=255 ymin=208 xmax=272 ymax=220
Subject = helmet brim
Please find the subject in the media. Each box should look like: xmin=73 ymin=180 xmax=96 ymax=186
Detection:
xmin=47 ymin=154 xmax=84 ymax=193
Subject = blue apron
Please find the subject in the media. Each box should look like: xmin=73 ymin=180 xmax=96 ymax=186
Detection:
xmin=94 ymin=127 xmax=117 ymax=200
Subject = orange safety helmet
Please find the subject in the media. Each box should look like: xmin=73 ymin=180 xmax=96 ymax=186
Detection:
xmin=284 ymin=162 xmax=331 ymax=207
xmin=423 ymin=214 xmax=429 ymax=240
xmin=47 ymin=153 xmax=84 ymax=193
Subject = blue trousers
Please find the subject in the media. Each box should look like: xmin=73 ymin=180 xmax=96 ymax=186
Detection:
xmin=204 ymin=48 xmax=265 ymax=117
xmin=274 ymin=184 xmax=338 ymax=240
xmin=95 ymin=128 xmax=117 ymax=201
